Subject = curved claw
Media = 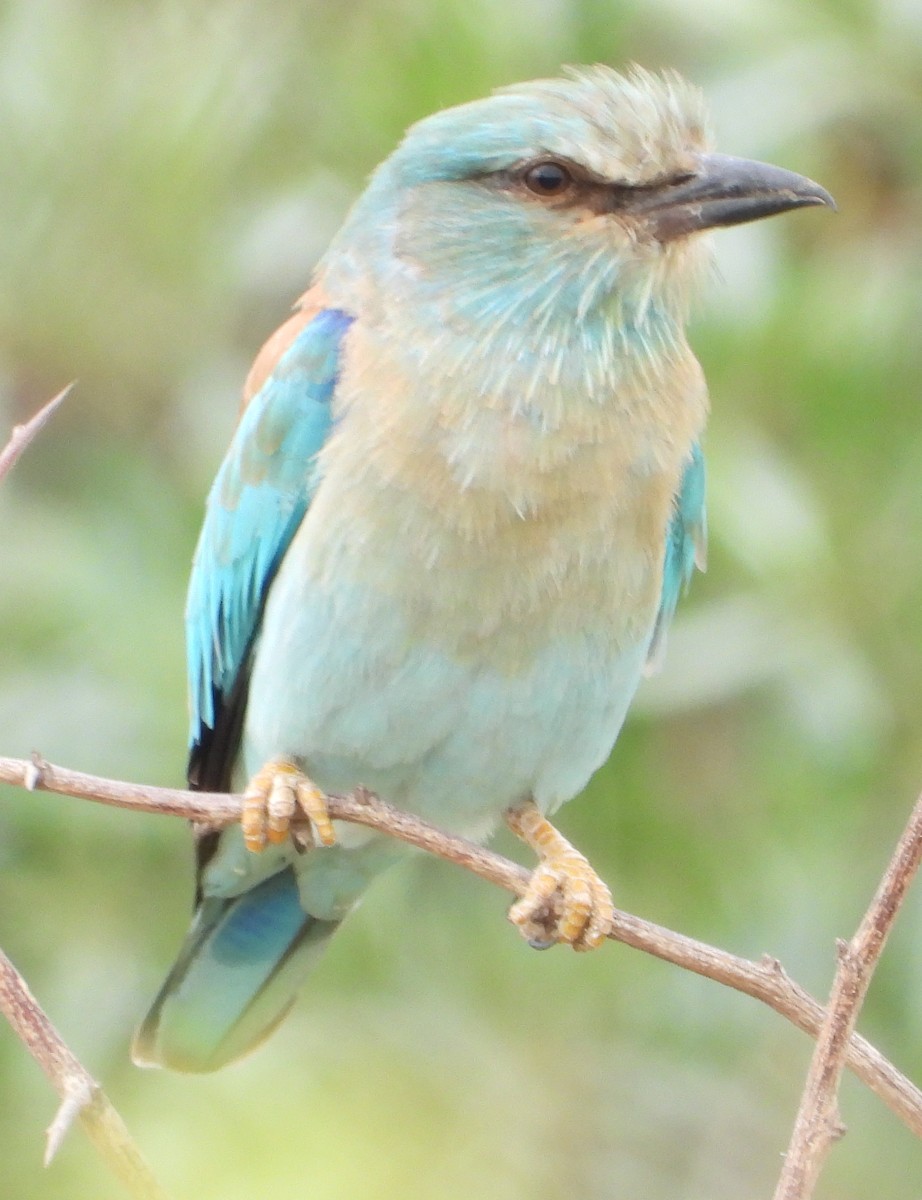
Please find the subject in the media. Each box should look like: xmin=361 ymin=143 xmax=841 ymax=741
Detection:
xmin=241 ymin=759 xmax=336 ymax=853
xmin=506 ymin=800 xmax=613 ymax=951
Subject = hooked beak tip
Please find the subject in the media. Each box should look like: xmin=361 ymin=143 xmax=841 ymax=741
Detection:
xmin=632 ymin=153 xmax=836 ymax=240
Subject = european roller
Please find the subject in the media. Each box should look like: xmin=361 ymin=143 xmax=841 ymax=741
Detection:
xmin=134 ymin=65 xmax=832 ymax=1072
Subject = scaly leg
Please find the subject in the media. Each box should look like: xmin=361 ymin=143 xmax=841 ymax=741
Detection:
xmin=241 ymin=759 xmax=336 ymax=853
xmin=505 ymin=799 xmax=613 ymax=951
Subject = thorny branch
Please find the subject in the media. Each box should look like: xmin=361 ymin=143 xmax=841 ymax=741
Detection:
xmin=2 ymin=391 xmax=173 ymax=1199
xmin=0 ymin=385 xmax=72 ymax=485
xmin=1 ymin=752 xmax=921 ymax=1176
xmin=0 ymin=948 xmax=170 ymax=1200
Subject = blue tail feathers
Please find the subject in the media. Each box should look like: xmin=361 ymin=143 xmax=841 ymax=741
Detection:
xmin=133 ymin=867 xmax=339 ymax=1072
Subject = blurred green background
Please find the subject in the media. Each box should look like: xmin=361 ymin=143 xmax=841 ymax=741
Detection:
xmin=1 ymin=0 xmax=921 ymax=1196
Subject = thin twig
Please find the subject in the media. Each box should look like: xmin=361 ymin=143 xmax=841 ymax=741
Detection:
xmin=1 ymin=753 xmax=921 ymax=1143
xmin=0 ymin=385 xmax=72 ymax=484
xmin=0 ymin=947 xmax=171 ymax=1200
xmin=774 ymin=793 xmax=922 ymax=1199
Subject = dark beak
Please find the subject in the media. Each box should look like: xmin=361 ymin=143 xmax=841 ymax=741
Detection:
xmin=627 ymin=153 xmax=836 ymax=241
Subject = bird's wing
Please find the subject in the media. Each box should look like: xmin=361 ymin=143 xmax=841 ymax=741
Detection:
xmin=186 ymin=289 xmax=354 ymax=791
xmin=646 ymin=442 xmax=707 ymax=671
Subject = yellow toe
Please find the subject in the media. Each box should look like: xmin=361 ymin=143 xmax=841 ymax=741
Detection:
xmin=506 ymin=799 xmax=612 ymax=951
xmin=240 ymin=759 xmax=336 ymax=853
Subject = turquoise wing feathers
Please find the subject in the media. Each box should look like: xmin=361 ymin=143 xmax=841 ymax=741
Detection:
xmin=185 ymin=307 xmax=353 ymax=779
xmin=135 ymin=305 xmax=355 ymax=1071
xmin=648 ymin=442 xmax=707 ymax=667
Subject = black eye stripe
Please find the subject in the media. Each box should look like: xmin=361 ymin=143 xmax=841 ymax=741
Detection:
xmin=480 ymin=160 xmax=702 ymax=215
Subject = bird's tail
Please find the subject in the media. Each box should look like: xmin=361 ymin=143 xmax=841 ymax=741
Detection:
xmin=132 ymin=867 xmax=339 ymax=1073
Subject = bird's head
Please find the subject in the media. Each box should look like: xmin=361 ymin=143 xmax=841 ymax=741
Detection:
xmin=332 ymin=66 xmax=832 ymax=342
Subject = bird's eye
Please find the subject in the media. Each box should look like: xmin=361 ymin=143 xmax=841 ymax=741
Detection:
xmin=523 ymin=161 xmax=573 ymax=197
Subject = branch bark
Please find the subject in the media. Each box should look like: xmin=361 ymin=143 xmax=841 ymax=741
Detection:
xmin=2 ymin=751 xmax=921 ymax=1160
xmin=773 ymin=792 xmax=922 ymax=1198
xmin=0 ymin=946 xmax=171 ymax=1199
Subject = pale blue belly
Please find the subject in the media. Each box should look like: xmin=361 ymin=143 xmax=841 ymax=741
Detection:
xmin=201 ymin=550 xmax=652 ymax=917
xmin=241 ymin=562 xmax=652 ymax=843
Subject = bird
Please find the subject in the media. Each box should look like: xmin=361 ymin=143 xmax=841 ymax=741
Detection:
xmin=133 ymin=65 xmax=833 ymax=1072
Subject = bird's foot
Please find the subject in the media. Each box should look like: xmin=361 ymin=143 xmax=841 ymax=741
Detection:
xmin=241 ymin=759 xmax=335 ymax=853
xmin=505 ymin=799 xmax=613 ymax=952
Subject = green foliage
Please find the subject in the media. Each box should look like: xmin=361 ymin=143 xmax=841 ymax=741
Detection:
xmin=2 ymin=0 xmax=921 ymax=1195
